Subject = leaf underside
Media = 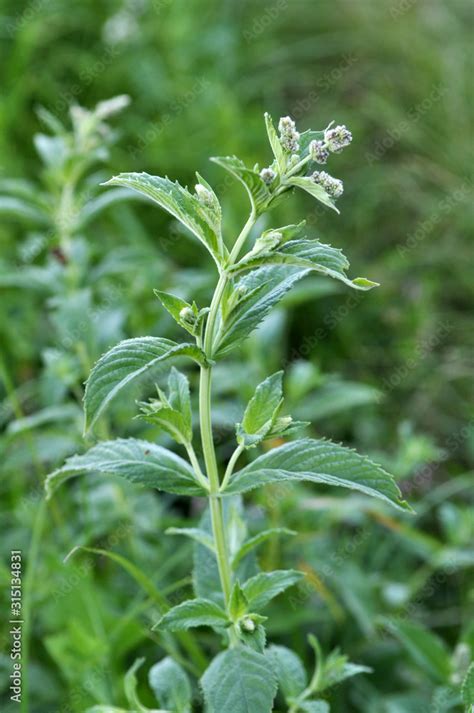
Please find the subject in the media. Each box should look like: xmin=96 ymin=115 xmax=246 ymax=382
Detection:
xmin=84 ymin=337 xmax=207 ymax=432
xmin=45 ymin=438 xmax=203 ymax=498
xmin=226 ymin=438 xmax=411 ymax=512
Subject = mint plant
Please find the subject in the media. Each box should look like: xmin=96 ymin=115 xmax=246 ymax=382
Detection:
xmin=45 ymin=113 xmax=411 ymax=712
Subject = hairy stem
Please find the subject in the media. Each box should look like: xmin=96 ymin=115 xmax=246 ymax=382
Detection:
xmin=198 ymin=210 xmax=256 ymax=614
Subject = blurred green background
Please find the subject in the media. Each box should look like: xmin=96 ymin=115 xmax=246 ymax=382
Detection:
xmin=0 ymin=0 xmax=473 ymax=711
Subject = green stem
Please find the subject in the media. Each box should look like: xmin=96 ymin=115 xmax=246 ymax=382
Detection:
xmin=185 ymin=442 xmax=209 ymax=491
xmin=198 ymin=210 xmax=256 ymax=613
xmin=220 ymin=443 xmax=245 ymax=492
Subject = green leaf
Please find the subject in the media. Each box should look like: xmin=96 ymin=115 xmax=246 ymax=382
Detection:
xmin=154 ymin=290 xmax=196 ymax=335
xmin=215 ymin=265 xmax=309 ymax=355
xmin=239 ymin=622 xmax=267 ymax=653
xmin=231 ymin=528 xmax=296 ymax=570
xmin=45 ymin=438 xmax=205 ymax=499
xmin=229 ymin=580 xmax=249 ymax=620
xmin=167 ymin=368 xmax=192 ymax=429
xmin=264 ymin=112 xmax=286 ymax=173
xmin=86 ymin=706 xmax=130 ymax=713
xmin=84 ymin=337 xmax=207 ymax=432
xmin=210 ymin=155 xmax=270 ymax=214
xmin=103 ymin=172 xmax=224 ymax=264
xmin=139 ymin=368 xmax=193 ymax=445
xmin=300 ymin=702 xmax=330 ymax=713
xmin=166 ymin=527 xmax=215 ymax=552
xmin=149 ymin=657 xmax=192 ymax=713
xmin=154 ymin=291 xmax=209 ymax=338
xmin=318 ymin=647 xmax=372 ymax=692
xmin=226 ymin=438 xmax=411 ymax=512
xmin=0 ymin=195 xmax=49 ymax=224
xmin=124 ymin=658 xmax=149 ymax=712
xmin=462 ymin=663 xmax=474 ymax=707
xmin=154 ymin=598 xmax=228 ymax=632
xmin=232 ymin=239 xmax=378 ymax=292
xmin=383 ymin=619 xmax=452 ymax=683
xmin=287 ymin=175 xmax=339 ymax=213
xmin=7 ymin=404 xmax=81 ymax=435
xmin=201 ymin=646 xmax=277 ymax=713
xmin=78 ymin=188 xmax=146 ymax=228
xmin=66 ymin=546 xmax=169 ymax=612
xmin=237 ymin=371 xmax=284 ymax=447
xmin=242 ymin=570 xmax=304 ymax=611
xmin=267 ymin=645 xmax=307 ymax=700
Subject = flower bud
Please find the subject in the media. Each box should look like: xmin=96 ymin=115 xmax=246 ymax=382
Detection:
xmin=324 ymin=124 xmax=352 ymax=153
xmin=309 ymin=139 xmax=329 ymax=164
xmin=179 ymin=306 xmax=196 ymax=326
xmin=241 ymin=617 xmax=256 ymax=632
xmin=195 ymin=183 xmax=214 ymax=206
xmin=259 ymin=167 xmax=276 ymax=185
xmin=278 ymin=115 xmax=300 ymax=153
xmin=311 ymin=170 xmax=344 ymax=198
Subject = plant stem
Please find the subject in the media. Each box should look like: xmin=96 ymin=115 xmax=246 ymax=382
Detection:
xmin=198 ymin=210 xmax=256 ymax=614
xmin=220 ymin=443 xmax=245 ymax=491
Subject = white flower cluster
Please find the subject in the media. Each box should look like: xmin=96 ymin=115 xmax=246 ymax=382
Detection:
xmin=311 ymin=170 xmax=344 ymax=198
xmin=309 ymin=140 xmax=330 ymax=164
xmin=309 ymin=124 xmax=352 ymax=165
xmin=259 ymin=167 xmax=276 ymax=185
xmin=324 ymin=124 xmax=352 ymax=153
xmin=278 ymin=116 xmax=300 ymax=153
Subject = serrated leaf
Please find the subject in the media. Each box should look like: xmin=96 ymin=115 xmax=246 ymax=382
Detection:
xmin=154 ymin=290 xmax=208 ymax=338
xmin=141 ymin=368 xmax=193 ymax=445
xmin=225 ymin=438 xmax=411 ymax=512
xmin=84 ymin=337 xmax=207 ymax=432
xmin=237 ymin=371 xmax=284 ymax=447
xmin=233 ymin=239 xmax=378 ymax=291
xmin=264 ymin=112 xmax=286 ymax=173
xmin=149 ymin=657 xmax=192 ymax=713
xmin=267 ymin=645 xmax=307 ymax=700
xmin=167 ymin=368 xmax=192 ymax=429
xmin=103 ymin=172 xmax=224 ymax=264
xmin=45 ymin=438 xmax=205 ymax=499
xmin=166 ymin=527 xmax=215 ymax=552
xmin=287 ymin=175 xmax=339 ymax=213
xmin=239 ymin=622 xmax=267 ymax=652
xmin=139 ymin=405 xmax=190 ymax=445
xmin=462 ymin=663 xmax=474 ymax=707
xmin=383 ymin=619 xmax=452 ymax=683
xmin=229 ymin=580 xmax=249 ymax=620
xmin=215 ymin=265 xmax=309 ymax=355
xmin=201 ymin=646 xmax=277 ymax=713
xmin=154 ymin=598 xmax=228 ymax=632
xmin=232 ymin=528 xmax=296 ymax=570
xmin=318 ymin=648 xmax=372 ymax=692
xmin=211 ymin=155 xmax=270 ymax=214
xmin=242 ymin=569 xmax=304 ymax=611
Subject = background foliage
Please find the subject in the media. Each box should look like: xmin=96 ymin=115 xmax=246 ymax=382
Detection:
xmin=0 ymin=0 xmax=472 ymax=711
